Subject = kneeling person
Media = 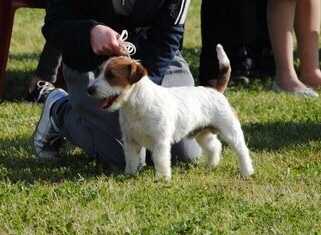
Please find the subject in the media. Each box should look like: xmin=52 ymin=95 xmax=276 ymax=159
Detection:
xmin=33 ymin=0 xmax=202 ymax=169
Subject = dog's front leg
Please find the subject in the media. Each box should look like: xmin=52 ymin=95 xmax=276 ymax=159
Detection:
xmin=124 ymin=139 xmax=145 ymax=175
xmin=151 ymin=142 xmax=171 ymax=181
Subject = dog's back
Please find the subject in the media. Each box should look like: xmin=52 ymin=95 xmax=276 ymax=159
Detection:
xmin=164 ymin=86 xmax=233 ymax=141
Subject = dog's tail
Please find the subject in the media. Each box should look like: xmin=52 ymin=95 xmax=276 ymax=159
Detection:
xmin=212 ymin=44 xmax=231 ymax=93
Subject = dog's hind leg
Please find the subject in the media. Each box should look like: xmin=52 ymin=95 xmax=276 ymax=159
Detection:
xmin=218 ymin=117 xmax=254 ymax=177
xmin=195 ymin=131 xmax=222 ymax=168
xmin=151 ymin=142 xmax=172 ymax=181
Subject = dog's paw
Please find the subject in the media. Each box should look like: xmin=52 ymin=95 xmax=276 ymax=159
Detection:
xmin=207 ymin=156 xmax=221 ymax=169
xmin=240 ymin=164 xmax=254 ymax=177
xmin=155 ymin=172 xmax=171 ymax=182
xmin=125 ymin=167 xmax=138 ymax=176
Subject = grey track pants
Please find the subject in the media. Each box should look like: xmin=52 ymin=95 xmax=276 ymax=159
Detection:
xmin=53 ymin=55 xmax=201 ymax=170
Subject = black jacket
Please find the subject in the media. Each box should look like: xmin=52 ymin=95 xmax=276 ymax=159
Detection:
xmin=42 ymin=0 xmax=189 ymax=81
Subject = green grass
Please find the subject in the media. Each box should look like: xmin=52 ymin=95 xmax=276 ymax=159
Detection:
xmin=1 ymin=2 xmax=321 ymax=234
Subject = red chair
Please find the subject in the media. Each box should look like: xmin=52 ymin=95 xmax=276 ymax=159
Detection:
xmin=0 ymin=0 xmax=47 ymax=97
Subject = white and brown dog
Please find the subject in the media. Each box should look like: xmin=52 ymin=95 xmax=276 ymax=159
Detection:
xmin=88 ymin=45 xmax=254 ymax=180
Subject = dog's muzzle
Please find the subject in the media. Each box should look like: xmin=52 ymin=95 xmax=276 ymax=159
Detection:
xmin=87 ymin=86 xmax=96 ymax=96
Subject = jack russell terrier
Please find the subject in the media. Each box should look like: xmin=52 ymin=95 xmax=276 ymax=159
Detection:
xmin=87 ymin=45 xmax=254 ymax=181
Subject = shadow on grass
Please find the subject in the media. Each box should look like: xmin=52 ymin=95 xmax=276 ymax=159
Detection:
xmin=4 ymin=52 xmax=43 ymax=101
xmin=0 ymin=136 xmax=197 ymax=185
xmin=244 ymin=121 xmax=321 ymax=151
xmin=0 ymin=136 xmax=125 ymax=184
xmin=1 ymin=120 xmax=321 ymax=184
xmin=8 ymin=52 xmax=40 ymax=61
xmin=4 ymin=70 xmax=33 ymax=101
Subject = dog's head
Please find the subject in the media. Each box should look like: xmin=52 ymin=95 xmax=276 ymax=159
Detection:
xmin=87 ymin=56 xmax=147 ymax=111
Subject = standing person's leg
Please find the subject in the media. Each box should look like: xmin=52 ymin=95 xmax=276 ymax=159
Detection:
xmin=199 ymin=1 xmax=250 ymax=85
xmin=28 ymin=42 xmax=62 ymax=102
xmin=295 ymin=0 xmax=321 ymax=88
xmin=267 ymin=0 xmax=318 ymax=97
xmin=253 ymin=0 xmax=275 ymax=78
xmin=35 ymin=42 xmax=61 ymax=83
xmin=161 ymin=52 xmax=202 ymax=163
xmin=199 ymin=0 xmax=220 ymax=86
xmin=267 ymin=0 xmax=307 ymax=92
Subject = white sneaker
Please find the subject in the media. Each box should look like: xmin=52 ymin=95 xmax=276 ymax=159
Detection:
xmin=33 ymin=89 xmax=67 ymax=161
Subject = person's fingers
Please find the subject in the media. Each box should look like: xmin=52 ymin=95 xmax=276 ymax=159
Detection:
xmin=112 ymin=38 xmax=129 ymax=56
xmin=90 ymin=25 xmax=129 ymax=56
xmin=114 ymin=44 xmax=128 ymax=56
xmin=97 ymin=39 xmax=120 ymax=56
xmin=100 ymin=47 xmax=114 ymax=56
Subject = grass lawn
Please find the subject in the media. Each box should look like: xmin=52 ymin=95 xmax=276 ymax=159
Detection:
xmin=1 ymin=2 xmax=321 ymax=234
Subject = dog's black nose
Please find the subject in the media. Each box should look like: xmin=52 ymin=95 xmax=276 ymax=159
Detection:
xmin=87 ymin=86 xmax=96 ymax=95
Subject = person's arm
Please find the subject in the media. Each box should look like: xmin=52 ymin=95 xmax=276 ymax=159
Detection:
xmin=42 ymin=1 xmax=98 ymax=60
xmin=135 ymin=0 xmax=191 ymax=83
xmin=42 ymin=0 xmax=124 ymax=71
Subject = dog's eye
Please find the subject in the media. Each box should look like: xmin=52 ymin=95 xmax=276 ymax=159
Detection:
xmin=104 ymin=70 xmax=114 ymax=80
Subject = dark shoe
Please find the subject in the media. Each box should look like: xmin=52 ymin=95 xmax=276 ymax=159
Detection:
xmin=229 ymin=46 xmax=254 ymax=77
xmin=230 ymin=75 xmax=250 ymax=86
xmin=27 ymin=77 xmax=55 ymax=103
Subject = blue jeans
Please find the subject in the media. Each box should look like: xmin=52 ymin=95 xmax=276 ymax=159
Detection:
xmin=52 ymin=53 xmax=201 ymax=170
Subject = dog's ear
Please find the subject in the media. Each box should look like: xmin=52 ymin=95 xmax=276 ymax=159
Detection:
xmin=128 ymin=62 xmax=146 ymax=84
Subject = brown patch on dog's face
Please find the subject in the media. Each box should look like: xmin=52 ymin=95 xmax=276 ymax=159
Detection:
xmin=104 ymin=56 xmax=147 ymax=87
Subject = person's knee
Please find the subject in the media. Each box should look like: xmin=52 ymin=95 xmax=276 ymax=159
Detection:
xmin=161 ymin=53 xmax=195 ymax=88
xmin=67 ymin=95 xmax=85 ymax=113
xmin=63 ymin=67 xmax=95 ymax=113
xmin=171 ymin=138 xmax=202 ymax=163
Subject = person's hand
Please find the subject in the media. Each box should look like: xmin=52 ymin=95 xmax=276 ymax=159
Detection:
xmin=90 ymin=25 xmax=126 ymax=56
